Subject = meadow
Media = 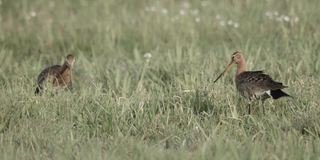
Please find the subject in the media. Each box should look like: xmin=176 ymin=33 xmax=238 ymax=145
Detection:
xmin=0 ymin=0 xmax=320 ymax=159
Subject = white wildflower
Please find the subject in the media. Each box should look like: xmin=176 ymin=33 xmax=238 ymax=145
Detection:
xmin=191 ymin=9 xmax=199 ymax=16
xmin=233 ymin=22 xmax=239 ymax=28
xmin=195 ymin=17 xmax=201 ymax=23
xmin=282 ymin=15 xmax=290 ymax=22
xmin=265 ymin=11 xmax=273 ymax=18
xmin=227 ymin=20 xmax=234 ymax=25
xmin=219 ymin=20 xmax=225 ymax=26
xmin=179 ymin=10 xmax=186 ymax=16
xmin=161 ymin=8 xmax=168 ymax=15
xmin=144 ymin=53 xmax=152 ymax=62
xmin=150 ymin=6 xmax=156 ymax=12
xmin=265 ymin=10 xmax=299 ymax=24
xmin=30 ymin=11 xmax=37 ymax=17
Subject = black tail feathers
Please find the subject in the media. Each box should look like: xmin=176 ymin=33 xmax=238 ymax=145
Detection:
xmin=270 ymin=89 xmax=292 ymax=99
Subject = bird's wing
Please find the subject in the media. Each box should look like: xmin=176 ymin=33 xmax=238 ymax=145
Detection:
xmin=237 ymin=71 xmax=287 ymax=92
xmin=37 ymin=65 xmax=61 ymax=85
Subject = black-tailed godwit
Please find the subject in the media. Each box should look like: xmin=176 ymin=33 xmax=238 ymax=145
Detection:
xmin=35 ymin=54 xmax=75 ymax=94
xmin=214 ymin=51 xmax=291 ymax=113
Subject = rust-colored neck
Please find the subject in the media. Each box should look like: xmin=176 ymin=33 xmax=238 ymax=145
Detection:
xmin=236 ymin=59 xmax=246 ymax=76
xmin=60 ymin=62 xmax=72 ymax=74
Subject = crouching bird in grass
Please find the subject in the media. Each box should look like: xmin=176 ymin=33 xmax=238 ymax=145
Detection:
xmin=35 ymin=54 xmax=75 ymax=95
xmin=213 ymin=51 xmax=291 ymax=114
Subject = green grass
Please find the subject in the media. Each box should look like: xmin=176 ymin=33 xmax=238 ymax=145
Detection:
xmin=1 ymin=0 xmax=320 ymax=159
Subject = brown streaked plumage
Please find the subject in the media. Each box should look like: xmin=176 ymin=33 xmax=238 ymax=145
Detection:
xmin=35 ymin=54 xmax=75 ymax=94
xmin=214 ymin=51 xmax=291 ymax=113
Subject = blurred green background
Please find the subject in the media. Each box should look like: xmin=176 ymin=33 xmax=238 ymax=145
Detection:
xmin=0 ymin=0 xmax=320 ymax=159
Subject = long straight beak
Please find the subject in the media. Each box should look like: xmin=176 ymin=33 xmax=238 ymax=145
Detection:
xmin=213 ymin=61 xmax=233 ymax=83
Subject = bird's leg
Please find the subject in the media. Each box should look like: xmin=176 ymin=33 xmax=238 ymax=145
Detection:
xmin=246 ymin=96 xmax=255 ymax=114
xmin=66 ymin=81 xmax=73 ymax=92
xmin=247 ymin=101 xmax=252 ymax=114
xmin=261 ymin=100 xmax=266 ymax=115
xmin=35 ymin=85 xmax=43 ymax=95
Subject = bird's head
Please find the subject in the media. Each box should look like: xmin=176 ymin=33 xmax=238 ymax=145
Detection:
xmin=231 ymin=51 xmax=244 ymax=64
xmin=65 ymin=54 xmax=75 ymax=68
xmin=213 ymin=51 xmax=244 ymax=83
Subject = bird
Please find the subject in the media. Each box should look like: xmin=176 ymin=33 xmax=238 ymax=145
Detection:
xmin=35 ymin=54 xmax=75 ymax=95
xmin=213 ymin=51 xmax=291 ymax=114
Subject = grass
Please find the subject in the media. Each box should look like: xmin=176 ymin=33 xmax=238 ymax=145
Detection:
xmin=0 ymin=0 xmax=320 ymax=159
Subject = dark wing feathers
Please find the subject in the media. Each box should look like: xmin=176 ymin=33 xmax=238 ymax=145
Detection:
xmin=237 ymin=71 xmax=287 ymax=91
xmin=37 ymin=65 xmax=61 ymax=85
xmin=247 ymin=70 xmax=264 ymax=74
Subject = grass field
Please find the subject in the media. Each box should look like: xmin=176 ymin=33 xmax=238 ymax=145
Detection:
xmin=1 ymin=0 xmax=320 ymax=159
